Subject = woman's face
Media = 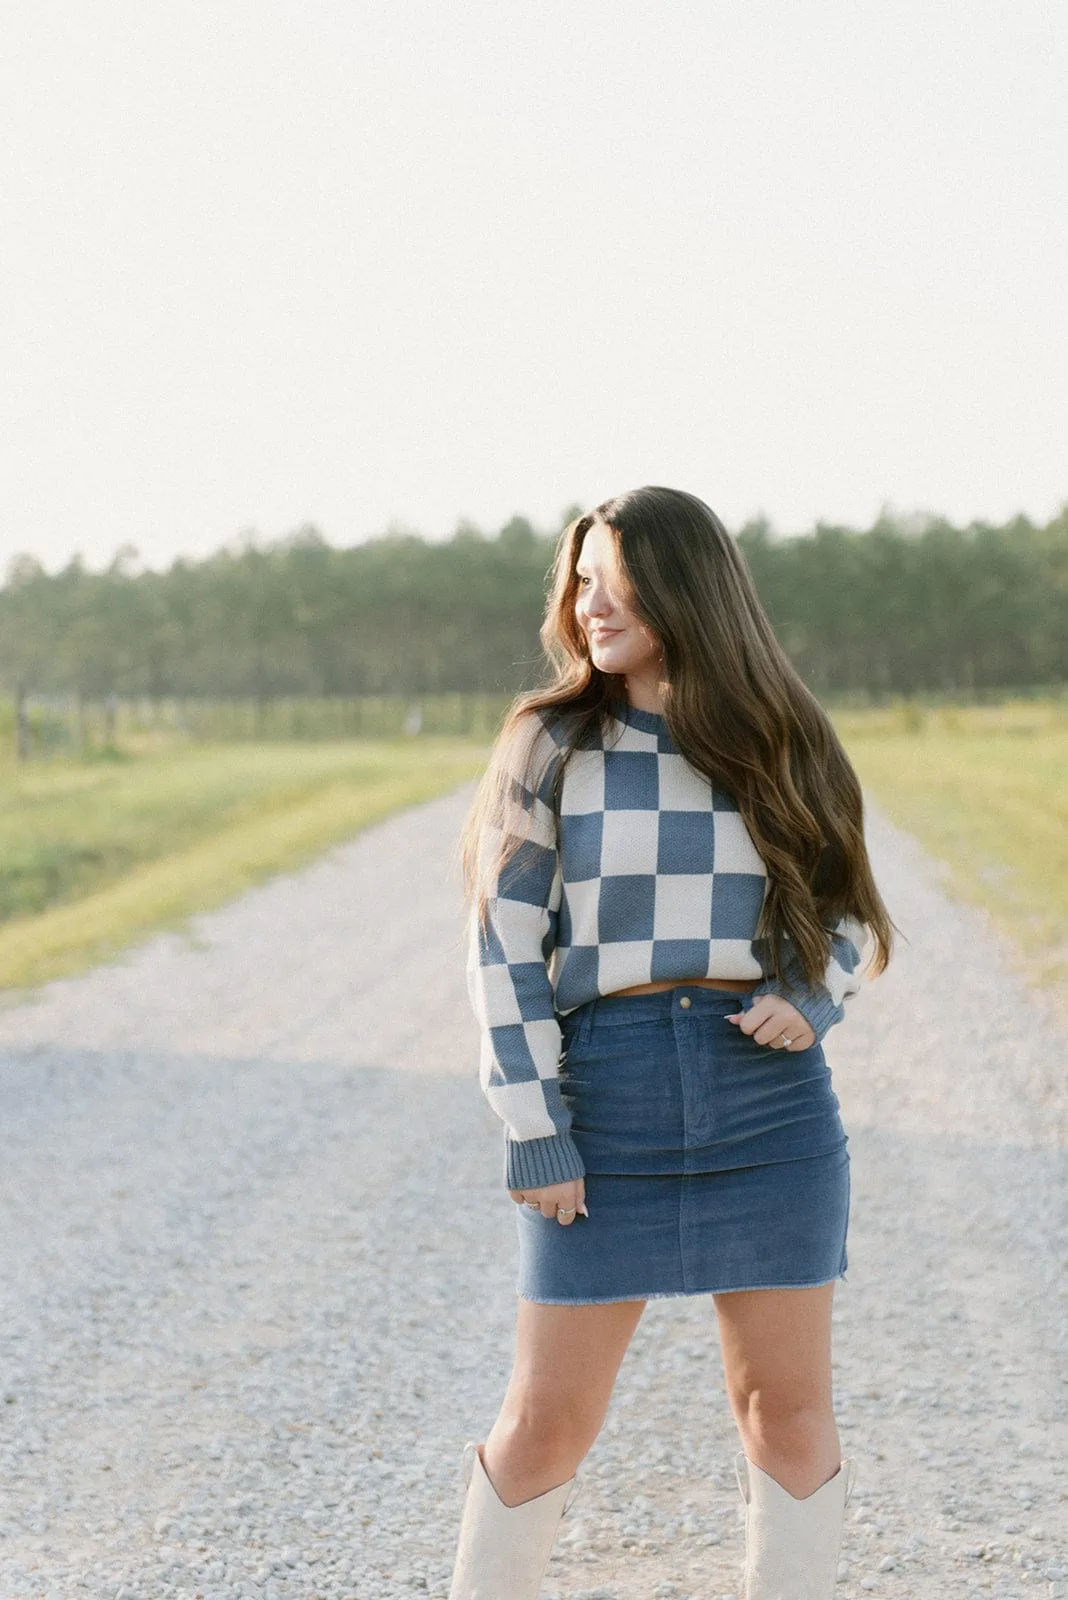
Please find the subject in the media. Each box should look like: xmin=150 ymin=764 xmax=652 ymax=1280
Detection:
xmin=574 ymin=522 xmax=662 ymax=680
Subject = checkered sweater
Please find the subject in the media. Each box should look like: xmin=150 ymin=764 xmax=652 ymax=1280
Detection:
xmin=466 ymin=700 xmax=868 ymax=1190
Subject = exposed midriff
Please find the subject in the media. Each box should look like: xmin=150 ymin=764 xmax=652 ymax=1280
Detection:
xmin=607 ymin=976 xmax=760 ymax=997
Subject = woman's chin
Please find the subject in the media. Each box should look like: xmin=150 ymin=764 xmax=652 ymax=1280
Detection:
xmin=592 ymin=646 xmax=651 ymax=677
xmin=590 ymin=641 xmax=629 ymax=667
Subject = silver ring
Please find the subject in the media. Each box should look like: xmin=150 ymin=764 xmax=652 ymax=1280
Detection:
xmin=557 ymin=1207 xmax=577 ymax=1218
xmin=780 ymin=1032 xmax=793 ymax=1046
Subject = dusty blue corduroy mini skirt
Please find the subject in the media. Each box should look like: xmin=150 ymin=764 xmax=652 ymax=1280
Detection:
xmin=516 ymin=984 xmax=850 ymax=1304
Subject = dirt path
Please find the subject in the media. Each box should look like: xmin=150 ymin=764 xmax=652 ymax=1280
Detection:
xmin=0 ymin=785 xmax=1063 ymax=1600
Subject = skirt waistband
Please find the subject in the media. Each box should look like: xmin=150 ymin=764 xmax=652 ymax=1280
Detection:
xmin=561 ymin=982 xmax=758 ymax=1035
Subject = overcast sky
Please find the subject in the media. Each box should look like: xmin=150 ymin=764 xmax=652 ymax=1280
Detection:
xmin=1 ymin=1 xmax=1065 ymax=575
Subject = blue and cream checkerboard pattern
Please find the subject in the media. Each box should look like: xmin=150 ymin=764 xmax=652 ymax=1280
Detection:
xmin=466 ymin=701 xmax=868 ymax=1190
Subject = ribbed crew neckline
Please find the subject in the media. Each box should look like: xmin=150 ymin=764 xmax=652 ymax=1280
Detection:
xmin=611 ymin=699 xmax=668 ymax=735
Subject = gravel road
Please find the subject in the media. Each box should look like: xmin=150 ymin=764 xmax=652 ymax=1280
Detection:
xmin=0 ymin=784 xmax=1064 ymax=1600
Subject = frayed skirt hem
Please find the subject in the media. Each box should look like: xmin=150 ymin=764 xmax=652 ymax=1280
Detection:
xmin=516 ymin=1270 xmax=847 ymax=1307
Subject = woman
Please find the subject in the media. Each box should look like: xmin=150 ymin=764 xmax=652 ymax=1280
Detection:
xmin=450 ymin=487 xmax=895 ymax=1600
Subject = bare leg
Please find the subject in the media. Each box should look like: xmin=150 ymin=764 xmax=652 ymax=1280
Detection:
xmin=713 ymin=1283 xmax=840 ymax=1499
xmin=482 ymin=1296 xmax=646 ymax=1506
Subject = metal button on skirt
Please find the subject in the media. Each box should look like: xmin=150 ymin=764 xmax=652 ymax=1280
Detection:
xmin=516 ymin=984 xmax=850 ymax=1304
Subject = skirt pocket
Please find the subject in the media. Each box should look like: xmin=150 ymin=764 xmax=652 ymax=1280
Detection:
xmin=560 ymin=1007 xmax=846 ymax=1174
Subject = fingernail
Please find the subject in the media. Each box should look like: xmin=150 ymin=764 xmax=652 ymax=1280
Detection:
xmin=578 ymin=1203 xmax=589 ymax=1216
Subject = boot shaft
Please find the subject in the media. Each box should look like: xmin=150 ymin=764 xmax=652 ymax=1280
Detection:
xmin=448 ymin=1441 xmax=578 ymax=1600
xmin=736 ymin=1453 xmax=855 ymax=1600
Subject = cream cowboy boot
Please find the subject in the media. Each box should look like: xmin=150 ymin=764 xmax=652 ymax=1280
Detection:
xmin=735 ymin=1451 xmax=856 ymax=1600
xmin=447 ymin=1440 xmax=580 ymax=1600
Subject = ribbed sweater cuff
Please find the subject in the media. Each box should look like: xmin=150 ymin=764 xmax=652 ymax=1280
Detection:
xmin=753 ymin=978 xmax=842 ymax=1044
xmin=505 ymin=1131 xmax=586 ymax=1190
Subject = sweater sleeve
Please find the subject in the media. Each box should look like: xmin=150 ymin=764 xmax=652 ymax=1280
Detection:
xmin=465 ymin=717 xmax=586 ymax=1191
xmin=750 ymin=912 xmax=869 ymax=1044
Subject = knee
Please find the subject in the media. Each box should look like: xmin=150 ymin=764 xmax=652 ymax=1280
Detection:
xmin=496 ymin=1385 xmax=602 ymax=1465
xmin=483 ymin=1391 xmax=598 ymax=1505
xmin=729 ymin=1381 xmax=831 ymax=1448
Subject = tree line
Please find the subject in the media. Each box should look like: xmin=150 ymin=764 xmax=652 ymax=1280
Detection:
xmin=2 ymin=504 xmax=1066 ymax=708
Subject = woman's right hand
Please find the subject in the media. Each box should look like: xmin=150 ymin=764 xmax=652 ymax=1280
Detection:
xmin=508 ymin=1178 xmax=588 ymax=1225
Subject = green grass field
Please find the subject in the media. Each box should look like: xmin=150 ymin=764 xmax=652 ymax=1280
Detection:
xmin=0 ymin=738 xmax=487 ymax=993
xmin=831 ymin=698 xmax=1068 ymax=1003
xmin=1 ymin=696 xmax=1065 ymax=1011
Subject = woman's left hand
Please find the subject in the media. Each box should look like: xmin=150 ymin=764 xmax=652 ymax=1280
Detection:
xmin=726 ymin=996 xmax=816 ymax=1050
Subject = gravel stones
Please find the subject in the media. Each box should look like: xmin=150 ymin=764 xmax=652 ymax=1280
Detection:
xmin=0 ymin=786 xmax=1065 ymax=1597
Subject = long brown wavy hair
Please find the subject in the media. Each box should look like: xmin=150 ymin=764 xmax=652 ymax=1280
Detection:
xmin=459 ymin=485 xmax=896 ymax=992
